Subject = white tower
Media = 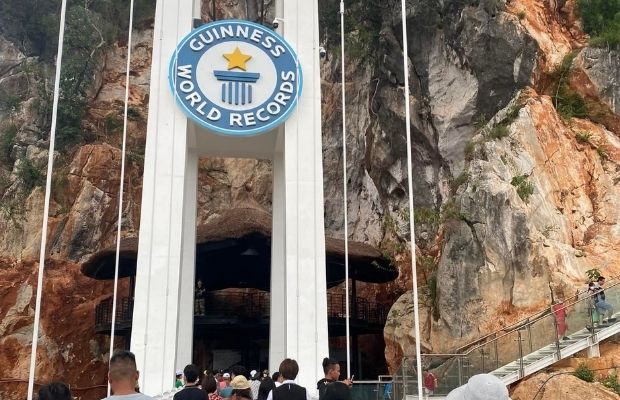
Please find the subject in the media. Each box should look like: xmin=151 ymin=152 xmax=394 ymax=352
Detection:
xmin=130 ymin=0 xmax=328 ymax=394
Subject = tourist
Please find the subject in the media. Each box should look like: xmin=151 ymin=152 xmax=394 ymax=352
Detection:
xmin=271 ymin=372 xmax=283 ymax=388
xmin=220 ymin=373 xmax=233 ymax=398
xmin=266 ymin=359 xmax=310 ymax=400
xmin=195 ymin=280 xmax=206 ymax=316
xmin=446 ymin=373 xmax=509 ymax=399
xmin=250 ymin=370 xmax=261 ymax=400
xmin=38 ymin=382 xmax=72 ymax=400
xmin=230 ymin=375 xmax=253 ymax=400
xmin=176 ymin=370 xmax=185 ymax=389
xmin=423 ymin=369 xmax=437 ymax=398
xmin=257 ymin=375 xmax=275 ymax=400
xmin=174 ymin=364 xmax=207 ymax=400
xmin=261 ymin=370 xmax=270 ymax=381
xmin=202 ymin=374 xmax=222 ymax=400
xmin=317 ymin=358 xmax=351 ymax=400
xmin=230 ymin=365 xmax=249 ymax=379
xmin=103 ymin=350 xmax=152 ymax=399
xmin=594 ymin=276 xmax=615 ymax=323
xmin=551 ymin=298 xmax=569 ymax=340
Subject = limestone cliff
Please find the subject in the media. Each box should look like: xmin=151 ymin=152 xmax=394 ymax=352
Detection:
xmin=0 ymin=0 xmax=619 ymax=398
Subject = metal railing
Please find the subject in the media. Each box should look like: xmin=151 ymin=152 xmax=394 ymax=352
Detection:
xmin=393 ymin=279 xmax=620 ymax=395
xmin=95 ymin=290 xmax=389 ymax=330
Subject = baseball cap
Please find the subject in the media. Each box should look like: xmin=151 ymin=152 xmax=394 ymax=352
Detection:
xmin=231 ymin=375 xmax=251 ymax=390
xmin=176 ymin=370 xmax=183 ymax=376
xmin=446 ymin=374 xmax=510 ymax=400
xmin=223 ymin=373 xmax=231 ymax=378
xmin=250 ymin=370 xmax=258 ymax=378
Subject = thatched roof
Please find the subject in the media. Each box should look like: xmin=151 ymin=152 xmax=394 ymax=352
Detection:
xmin=81 ymin=208 xmax=397 ymax=287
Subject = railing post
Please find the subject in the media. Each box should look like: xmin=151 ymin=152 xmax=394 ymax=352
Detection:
xmin=552 ymin=310 xmax=561 ymax=358
xmin=457 ymin=356 xmax=463 ymax=387
xmin=517 ymin=330 xmax=525 ymax=379
xmin=494 ymin=335 xmax=499 ymax=369
xmin=402 ymin=358 xmax=407 ymax=399
xmin=590 ymin=300 xmax=596 ymax=340
xmin=527 ymin=320 xmax=533 ymax=353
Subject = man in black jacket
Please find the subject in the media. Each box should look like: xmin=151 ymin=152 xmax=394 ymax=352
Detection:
xmin=316 ymin=358 xmax=351 ymax=400
xmin=174 ymin=364 xmax=208 ymax=400
xmin=266 ymin=359 xmax=309 ymax=400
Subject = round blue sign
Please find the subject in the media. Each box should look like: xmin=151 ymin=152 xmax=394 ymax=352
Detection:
xmin=169 ymin=20 xmax=303 ymax=136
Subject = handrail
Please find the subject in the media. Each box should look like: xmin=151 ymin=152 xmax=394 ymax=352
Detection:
xmin=94 ymin=290 xmax=389 ymax=328
xmin=418 ymin=278 xmax=620 ymax=359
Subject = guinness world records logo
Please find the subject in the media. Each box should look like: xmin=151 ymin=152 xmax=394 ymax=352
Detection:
xmin=169 ymin=20 xmax=303 ymax=136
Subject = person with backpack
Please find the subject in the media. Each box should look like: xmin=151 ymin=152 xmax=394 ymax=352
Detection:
xmin=593 ymin=276 xmax=615 ymax=323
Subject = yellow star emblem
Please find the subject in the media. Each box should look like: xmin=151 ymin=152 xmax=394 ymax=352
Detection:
xmin=223 ymin=47 xmax=252 ymax=71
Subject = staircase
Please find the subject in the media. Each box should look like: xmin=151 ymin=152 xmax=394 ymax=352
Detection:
xmin=394 ymin=280 xmax=620 ymax=397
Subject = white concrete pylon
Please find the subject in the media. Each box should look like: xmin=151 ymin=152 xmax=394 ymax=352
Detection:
xmin=131 ymin=0 xmax=328 ymax=395
xmin=269 ymin=0 xmax=329 ymax=391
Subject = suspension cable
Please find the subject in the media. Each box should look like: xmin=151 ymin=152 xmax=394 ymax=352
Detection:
xmin=339 ymin=0 xmax=352 ymax=378
xmin=399 ymin=0 xmax=424 ymax=398
xmin=107 ymin=0 xmax=136 ymax=396
xmin=26 ymin=1 xmax=68 ymax=399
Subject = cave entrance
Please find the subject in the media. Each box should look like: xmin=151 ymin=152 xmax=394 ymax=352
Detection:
xmin=82 ymin=205 xmax=398 ymax=380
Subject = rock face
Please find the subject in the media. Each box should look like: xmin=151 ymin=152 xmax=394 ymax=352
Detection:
xmin=0 ymin=0 xmax=619 ymax=397
xmin=511 ymin=373 xmax=620 ymax=400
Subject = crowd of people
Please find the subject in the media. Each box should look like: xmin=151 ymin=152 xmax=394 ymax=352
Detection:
xmin=35 ymin=352 xmax=354 ymax=400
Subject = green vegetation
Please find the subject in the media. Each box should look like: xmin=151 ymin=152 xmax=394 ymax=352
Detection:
xmin=575 ymin=131 xmax=593 ymax=144
xmin=488 ymin=124 xmax=509 ymax=140
xmin=127 ymin=106 xmax=142 ymax=120
xmin=511 ymin=174 xmax=535 ymax=203
xmin=464 ymin=140 xmax=476 ymax=160
xmin=577 ymin=0 xmax=620 ymax=47
xmin=441 ymin=200 xmax=465 ymax=222
xmin=574 ymin=363 xmax=595 ymax=382
xmin=319 ymin=0 xmax=382 ymax=61
xmin=2 ymin=94 xmax=22 ymax=112
xmin=1 ymin=124 xmax=18 ymax=163
xmin=550 ymin=54 xmax=590 ymax=121
xmin=602 ymin=374 xmax=620 ymax=395
xmin=586 ymin=268 xmax=601 ymax=282
xmin=517 ymin=11 xmax=527 ymax=20
xmin=104 ymin=112 xmax=122 ymax=135
xmin=0 ymin=0 xmax=155 ymax=149
xmin=542 ymin=224 xmax=558 ymax=239
xmin=17 ymin=158 xmax=44 ymax=191
xmin=597 ymin=146 xmax=609 ymax=160
xmin=451 ymin=172 xmax=468 ymax=193
xmin=414 ymin=207 xmax=440 ymax=227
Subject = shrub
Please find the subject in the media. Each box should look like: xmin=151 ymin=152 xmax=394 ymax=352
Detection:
xmin=602 ymin=374 xmax=620 ymax=395
xmin=2 ymin=94 xmax=22 ymax=111
xmin=464 ymin=140 xmax=476 ymax=160
xmin=488 ymin=124 xmax=509 ymax=140
xmin=1 ymin=124 xmax=18 ymax=162
xmin=555 ymin=86 xmax=589 ymax=120
xmin=517 ymin=11 xmax=526 ymax=20
xmin=597 ymin=146 xmax=609 ymax=160
xmin=441 ymin=200 xmax=465 ymax=222
xmin=414 ymin=207 xmax=440 ymax=227
xmin=574 ymin=362 xmax=595 ymax=382
xmin=126 ymin=106 xmax=141 ymax=120
xmin=575 ymin=131 xmax=593 ymax=144
xmin=585 ymin=268 xmax=601 ymax=282
xmin=17 ymin=158 xmax=44 ymax=191
xmin=451 ymin=172 xmax=469 ymax=193
xmin=511 ymin=175 xmax=535 ymax=203
xmin=577 ymin=0 xmax=620 ymax=48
